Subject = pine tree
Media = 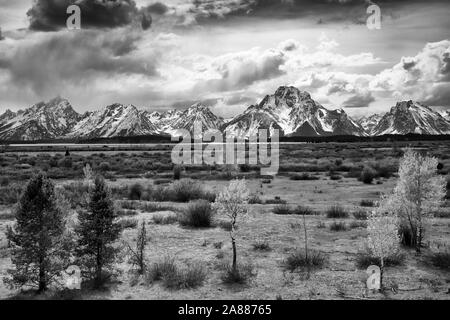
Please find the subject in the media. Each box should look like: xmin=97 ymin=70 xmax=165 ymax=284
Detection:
xmin=75 ymin=176 xmax=121 ymax=287
xmin=4 ymin=173 xmax=71 ymax=292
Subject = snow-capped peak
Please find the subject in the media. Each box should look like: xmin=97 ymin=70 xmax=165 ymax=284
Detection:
xmin=371 ymin=100 xmax=450 ymax=135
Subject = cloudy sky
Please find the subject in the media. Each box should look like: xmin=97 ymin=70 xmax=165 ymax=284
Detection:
xmin=0 ymin=0 xmax=449 ymax=118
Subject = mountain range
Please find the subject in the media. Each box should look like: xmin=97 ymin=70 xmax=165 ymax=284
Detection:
xmin=1 ymin=87 xmax=450 ymax=141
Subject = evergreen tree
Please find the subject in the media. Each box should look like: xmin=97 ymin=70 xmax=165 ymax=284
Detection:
xmin=4 ymin=173 xmax=71 ymax=293
xmin=75 ymin=176 xmax=121 ymax=287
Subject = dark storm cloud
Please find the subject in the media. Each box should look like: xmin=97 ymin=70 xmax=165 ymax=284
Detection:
xmin=145 ymin=2 xmax=169 ymax=15
xmin=422 ymin=84 xmax=450 ymax=106
xmin=27 ymin=0 xmax=151 ymax=31
xmin=342 ymin=92 xmax=375 ymax=108
xmin=187 ymin=0 xmax=448 ymax=26
xmin=0 ymin=28 xmax=4 ymax=41
xmin=0 ymin=29 xmax=159 ymax=94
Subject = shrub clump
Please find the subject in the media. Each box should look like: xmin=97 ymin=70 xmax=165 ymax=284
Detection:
xmin=352 ymin=210 xmax=368 ymax=220
xmin=283 ymin=249 xmax=326 ymax=273
xmin=289 ymin=173 xmax=319 ymax=181
xmin=252 ymin=240 xmax=271 ymax=251
xmin=146 ymin=257 xmax=206 ymax=289
xmin=329 ymin=221 xmax=348 ymax=231
xmin=326 ymin=205 xmax=349 ymax=218
xmin=355 ymin=250 xmax=405 ymax=269
xmin=152 ymin=213 xmax=178 ymax=225
xmin=273 ymin=204 xmax=292 ymax=215
xmin=360 ymin=200 xmax=375 ymax=207
xmin=128 ymin=183 xmax=143 ymax=200
xmin=360 ymin=166 xmax=376 ymax=184
xmin=179 ymin=200 xmax=214 ymax=228
xmin=220 ymin=263 xmax=256 ymax=285
xmin=428 ymin=251 xmax=450 ymax=271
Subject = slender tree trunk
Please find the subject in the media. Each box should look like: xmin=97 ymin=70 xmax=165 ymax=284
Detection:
xmin=379 ymin=257 xmax=384 ymax=292
xmin=231 ymin=216 xmax=237 ymax=273
xmin=96 ymin=244 xmax=102 ymax=287
xmin=231 ymin=237 xmax=237 ymax=272
xmin=303 ymin=214 xmax=309 ymax=275
xmin=38 ymin=261 xmax=46 ymax=293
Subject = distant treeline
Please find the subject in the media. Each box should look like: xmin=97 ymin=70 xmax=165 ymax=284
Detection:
xmin=280 ymin=134 xmax=450 ymax=143
xmin=1 ymin=133 xmax=450 ymax=145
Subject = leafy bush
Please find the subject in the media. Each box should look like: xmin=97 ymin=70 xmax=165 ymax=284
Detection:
xmin=152 ymin=179 xmax=215 ymax=203
xmin=289 ymin=173 xmax=319 ymax=181
xmin=356 ymin=250 xmax=405 ymax=269
xmin=120 ymin=201 xmax=138 ymax=210
xmin=162 ymin=263 xmax=207 ymax=289
xmin=349 ymin=221 xmax=367 ymax=229
xmin=0 ymin=184 xmax=23 ymax=205
xmin=171 ymin=179 xmax=204 ymax=202
xmin=220 ymin=263 xmax=256 ymax=285
xmin=273 ymin=204 xmax=292 ymax=215
xmin=265 ymin=197 xmax=286 ymax=204
xmin=118 ymin=218 xmax=138 ymax=230
xmin=329 ymin=221 xmax=347 ymax=231
xmin=360 ymin=200 xmax=375 ymax=207
xmin=252 ymin=241 xmax=271 ymax=251
xmin=179 ymin=200 xmax=214 ymax=228
xmin=248 ymin=194 xmax=263 ymax=204
xmin=116 ymin=209 xmax=138 ymax=217
xmin=239 ymin=164 xmax=251 ymax=172
xmin=292 ymin=205 xmax=317 ymax=215
xmin=147 ymin=258 xmax=206 ymax=289
xmin=283 ymin=249 xmax=326 ymax=272
xmin=60 ymin=182 xmax=89 ymax=209
xmin=326 ymin=205 xmax=348 ymax=218
xmin=152 ymin=213 xmax=178 ymax=225
xmin=128 ymin=183 xmax=143 ymax=201
xmin=330 ymin=174 xmax=342 ymax=181
xmin=352 ymin=210 xmax=368 ymax=220
xmin=146 ymin=257 xmax=177 ymax=282
xmin=99 ymin=162 xmax=110 ymax=172
xmin=0 ymin=177 xmax=9 ymax=186
xmin=140 ymin=202 xmax=176 ymax=213
xmin=428 ymin=252 xmax=450 ymax=271
xmin=360 ymin=166 xmax=376 ymax=184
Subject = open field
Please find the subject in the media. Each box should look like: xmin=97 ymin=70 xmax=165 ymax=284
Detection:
xmin=0 ymin=141 xmax=449 ymax=300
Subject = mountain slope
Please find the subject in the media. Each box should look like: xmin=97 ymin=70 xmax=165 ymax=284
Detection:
xmin=0 ymin=97 xmax=81 ymax=141
xmin=372 ymin=101 xmax=450 ymax=135
xmin=162 ymin=103 xmax=225 ymax=137
xmin=67 ymin=103 xmax=161 ymax=138
xmin=224 ymin=86 xmax=366 ymax=138
xmin=356 ymin=114 xmax=383 ymax=136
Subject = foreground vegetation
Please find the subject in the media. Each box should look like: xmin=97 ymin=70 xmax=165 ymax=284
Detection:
xmin=0 ymin=141 xmax=449 ymax=300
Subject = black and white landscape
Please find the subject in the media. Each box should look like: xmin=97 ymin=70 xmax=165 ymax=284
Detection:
xmin=0 ymin=0 xmax=449 ymax=302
